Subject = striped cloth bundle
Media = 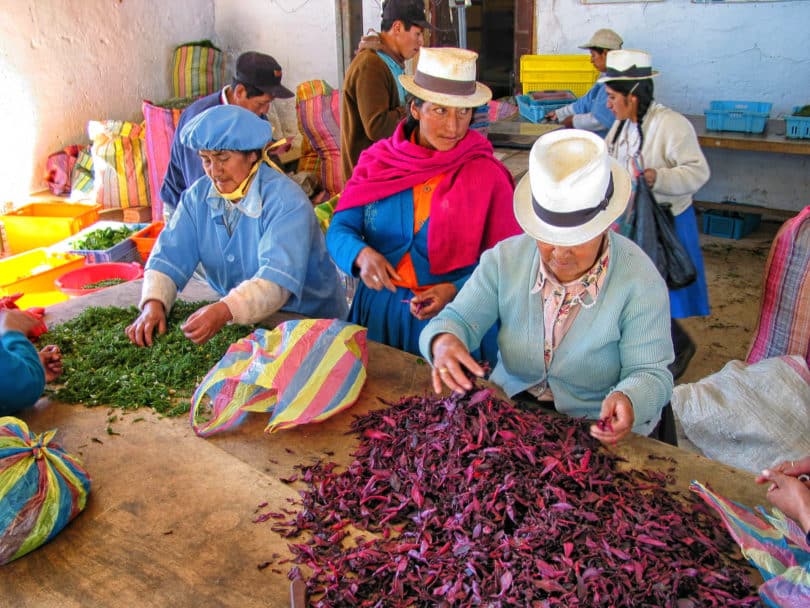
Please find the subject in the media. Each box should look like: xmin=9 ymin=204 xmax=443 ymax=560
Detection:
xmin=747 ymin=205 xmax=810 ymax=367
xmin=295 ymin=80 xmax=344 ymax=197
xmin=70 ymin=147 xmax=94 ymax=194
xmin=190 ymin=319 xmax=368 ymax=437
xmin=0 ymin=417 xmax=91 ymax=565
xmin=691 ymin=481 xmax=810 ymax=607
xmin=87 ymin=120 xmax=150 ymax=209
xmin=171 ymin=42 xmax=225 ymax=99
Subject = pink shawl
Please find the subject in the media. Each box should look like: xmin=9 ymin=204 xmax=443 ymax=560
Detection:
xmin=336 ymin=121 xmax=519 ymax=274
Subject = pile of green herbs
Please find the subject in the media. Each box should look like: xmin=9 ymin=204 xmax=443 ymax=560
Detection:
xmin=81 ymin=278 xmax=126 ymax=289
xmin=46 ymin=302 xmax=253 ymax=416
xmin=73 ymin=226 xmax=137 ymax=251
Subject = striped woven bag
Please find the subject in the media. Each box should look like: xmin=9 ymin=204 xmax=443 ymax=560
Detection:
xmin=0 ymin=417 xmax=91 ymax=564
xmin=295 ymin=80 xmax=344 ymax=197
xmin=171 ymin=41 xmax=225 ymax=99
xmin=190 ymin=319 xmax=368 ymax=437
xmin=87 ymin=120 xmax=150 ymax=210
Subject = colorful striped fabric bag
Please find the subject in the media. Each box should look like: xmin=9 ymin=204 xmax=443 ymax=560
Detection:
xmin=171 ymin=41 xmax=225 ymax=99
xmin=142 ymin=99 xmax=195 ymax=221
xmin=87 ymin=120 xmax=150 ymax=210
xmin=747 ymin=205 xmax=810 ymax=368
xmin=691 ymin=481 xmax=810 ymax=607
xmin=295 ymin=80 xmax=344 ymax=197
xmin=190 ymin=319 xmax=368 ymax=437
xmin=0 ymin=417 xmax=91 ymax=565
xmin=70 ymin=147 xmax=94 ymax=195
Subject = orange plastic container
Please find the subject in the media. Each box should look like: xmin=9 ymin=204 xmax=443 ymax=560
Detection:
xmin=0 ymin=248 xmax=86 ymax=306
xmin=1 ymin=202 xmax=101 ymax=254
xmin=130 ymin=221 xmax=164 ymax=262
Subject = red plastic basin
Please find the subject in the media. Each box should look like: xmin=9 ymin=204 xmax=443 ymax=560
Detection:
xmin=55 ymin=262 xmax=144 ymax=297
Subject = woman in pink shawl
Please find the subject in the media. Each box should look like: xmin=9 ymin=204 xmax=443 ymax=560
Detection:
xmin=326 ymin=47 xmax=520 ymax=359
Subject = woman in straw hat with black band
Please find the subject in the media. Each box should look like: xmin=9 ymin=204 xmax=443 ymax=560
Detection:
xmin=420 ymin=129 xmax=675 ymax=445
xmin=327 ymin=47 xmax=520 ymax=359
xmin=601 ymin=49 xmax=710 ymax=380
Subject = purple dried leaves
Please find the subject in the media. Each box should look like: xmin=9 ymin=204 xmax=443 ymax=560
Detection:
xmin=265 ymin=389 xmax=760 ymax=607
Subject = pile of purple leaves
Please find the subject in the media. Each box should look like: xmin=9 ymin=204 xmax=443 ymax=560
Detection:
xmin=265 ymin=388 xmax=761 ymax=607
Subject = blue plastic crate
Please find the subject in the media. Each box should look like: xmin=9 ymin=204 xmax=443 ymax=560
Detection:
xmin=516 ymin=91 xmax=576 ymax=123
xmin=785 ymin=106 xmax=810 ymax=140
xmin=63 ymin=221 xmax=146 ymax=264
xmin=704 ymin=100 xmax=771 ymax=134
xmin=702 ymin=209 xmax=761 ymax=240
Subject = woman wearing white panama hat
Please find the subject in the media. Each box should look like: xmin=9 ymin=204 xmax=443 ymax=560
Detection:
xmin=420 ymin=129 xmax=675 ymax=445
xmin=601 ymin=49 xmax=711 ymax=380
xmin=327 ymin=47 xmax=520 ymax=358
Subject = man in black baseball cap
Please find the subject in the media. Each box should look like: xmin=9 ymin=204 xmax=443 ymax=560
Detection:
xmin=161 ymin=51 xmax=293 ymax=218
xmin=340 ymin=0 xmax=431 ymax=181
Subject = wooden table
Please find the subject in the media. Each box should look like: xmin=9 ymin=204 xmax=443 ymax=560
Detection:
xmin=689 ymin=114 xmax=810 ymax=156
xmin=0 ymin=281 xmax=768 ymax=607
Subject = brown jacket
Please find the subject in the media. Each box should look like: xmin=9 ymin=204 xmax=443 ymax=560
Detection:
xmin=340 ymin=49 xmax=406 ymax=182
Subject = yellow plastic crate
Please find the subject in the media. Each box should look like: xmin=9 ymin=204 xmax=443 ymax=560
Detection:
xmin=0 ymin=248 xmax=86 ymax=302
xmin=520 ymin=54 xmax=599 ymax=97
xmin=1 ymin=201 xmax=101 ymax=254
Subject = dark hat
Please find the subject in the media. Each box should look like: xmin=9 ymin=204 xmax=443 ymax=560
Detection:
xmin=235 ymin=52 xmax=294 ymax=99
xmin=382 ymin=0 xmax=432 ymax=30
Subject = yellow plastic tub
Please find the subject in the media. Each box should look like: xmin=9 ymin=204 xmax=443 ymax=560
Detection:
xmin=520 ymin=54 xmax=599 ymax=97
xmin=1 ymin=202 xmax=101 ymax=254
xmin=0 ymin=248 xmax=86 ymax=306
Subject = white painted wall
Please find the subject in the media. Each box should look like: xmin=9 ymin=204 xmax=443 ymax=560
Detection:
xmin=534 ymin=0 xmax=810 ymax=116
xmin=0 ymin=0 xmax=216 ymax=202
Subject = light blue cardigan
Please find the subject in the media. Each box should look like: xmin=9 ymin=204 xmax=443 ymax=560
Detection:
xmin=419 ymin=232 xmax=674 ymax=436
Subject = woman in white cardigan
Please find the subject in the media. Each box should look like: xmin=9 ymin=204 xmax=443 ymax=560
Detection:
xmin=602 ymin=50 xmax=710 ymax=378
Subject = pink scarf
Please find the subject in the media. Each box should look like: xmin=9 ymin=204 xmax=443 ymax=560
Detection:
xmin=337 ymin=121 xmax=519 ymax=274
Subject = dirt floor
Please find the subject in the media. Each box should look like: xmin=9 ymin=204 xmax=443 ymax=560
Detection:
xmin=675 ymin=215 xmax=782 ymax=449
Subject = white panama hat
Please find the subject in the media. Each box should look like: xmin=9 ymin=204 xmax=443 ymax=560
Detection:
xmin=513 ymin=129 xmax=632 ymax=246
xmin=598 ymin=49 xmax=659 ymax=83
xmin=399 ymin=47 xmax=492 ymax=108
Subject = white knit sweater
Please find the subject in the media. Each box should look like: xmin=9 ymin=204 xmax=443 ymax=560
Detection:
xmin=606 ymin=102 xmax=710 ymax=216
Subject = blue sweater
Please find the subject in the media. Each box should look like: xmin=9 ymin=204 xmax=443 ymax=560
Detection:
xmin=420 ymin=232 xmax=674 ymax=436
xmin=0 ymin=332 xmax=45 ymax=415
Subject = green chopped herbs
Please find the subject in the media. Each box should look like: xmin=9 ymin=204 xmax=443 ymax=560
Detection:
xmin=74 ymin=226 xmax=137 ymax=251
xmin=82 ymin=278 xmax=127 ymax=290
xmin=47 ymin=302 xmax=254 ymax=416
xmin=794 ymin=104 xmax=810 ymax=117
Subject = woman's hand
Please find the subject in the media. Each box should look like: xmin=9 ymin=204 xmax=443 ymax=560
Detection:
xmin=643 ymin=168 xmax=657 ymax=188
xmin=0 ymin=309 xmax=41 ymax=338
xmin=756 ymin=469 xmax=810 ymax=533
xmin=758 ymin=456 xmax=810 ymax=481
xmin=409 ymin=283 xmax=457 ymax=321
xmin=38 ymin=345 xmax=63 ymax=383
xmin=545 ymin=110 xmax=558 ymax=122
xmin=355 ymin=246 xmax=401 ymax=292
xmin=429 ymin=333 xmax=485 ymax=394
xmin=126 ymin=300 xmax=167 ymax=347
xmin=590 ymin=391 xmax=634 ymax=444
xmin=181 ymin=301 xmax=233 ymax=345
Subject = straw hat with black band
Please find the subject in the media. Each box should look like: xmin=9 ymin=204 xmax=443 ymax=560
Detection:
xmin=597 ymin=49 xmax=659 ymax=83
xmin=399 ymin=47 xmax=492 ymax=108
xmin=513 ymin=129 xmax=632 ymax=247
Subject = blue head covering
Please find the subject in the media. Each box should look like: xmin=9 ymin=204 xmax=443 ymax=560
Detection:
xmin=180 ymin=105 xmax=273 ymax=151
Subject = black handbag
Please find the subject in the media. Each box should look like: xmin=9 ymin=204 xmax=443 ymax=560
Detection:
xmin=629 ymin=178 xmax=697 ymax=290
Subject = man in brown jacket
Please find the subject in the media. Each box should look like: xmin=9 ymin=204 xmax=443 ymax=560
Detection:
xmin=340 ymin=0 xmax=430 ymax=181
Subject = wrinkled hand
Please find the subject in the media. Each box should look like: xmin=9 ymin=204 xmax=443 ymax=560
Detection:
xmin=181 ymin=301 xmax=232 ymax=345
xmin=38 ymin=345 xmax=63 ymax=383
xmin=409 ymin=283 xmax=457 ymax=321
xmin=643 ymin=168 xmax=657 ymax=188
xmin=756 ymin=469 xmax=810 ymax=533
xmin=126 ymin=300 xmax=167 ymax=347
xmin=590 ymin=391 xmax=634 ymax=444
xmin=759 ymin=456 xmax=810 ymax=480
xmin=355 ymin=246 xmax=400 ymax=292
xmin=429 ymin=333 xmax=484 ymax=394
xmin=0 ymin=309 xmax=43 ymax=338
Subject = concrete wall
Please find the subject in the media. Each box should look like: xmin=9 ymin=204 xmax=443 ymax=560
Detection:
xmin=534 ymin=0 xmax=810 ymax=212
xmin=0 ymin=0 xmax=215 ymax=202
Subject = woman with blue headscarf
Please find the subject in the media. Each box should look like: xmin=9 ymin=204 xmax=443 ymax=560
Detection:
xmin=126 ymin=105 xmax=346 ymax=346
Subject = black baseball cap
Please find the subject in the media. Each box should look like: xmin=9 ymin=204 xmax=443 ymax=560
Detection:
xmin=382 ymin=0 xmax=432 ymax=30
xmin=235 ymin=52 xmax=294 ymax=99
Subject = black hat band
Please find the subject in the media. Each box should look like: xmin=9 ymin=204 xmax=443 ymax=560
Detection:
xmin=604 ymin=64 xmax=652 ymax=79
xmin=413 ymin=70 xmax=476 ymax=96
xmin=531 ymin=174 xmax=614 ymax=228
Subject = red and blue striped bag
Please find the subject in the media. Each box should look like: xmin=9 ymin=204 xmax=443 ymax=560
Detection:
xmin=0 ymin=417 xmax=91 ymax=565
xmin=190 ymin=319 xmax=368 ymax=437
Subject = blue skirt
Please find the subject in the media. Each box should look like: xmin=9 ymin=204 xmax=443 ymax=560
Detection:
xmin=670 ymin=206 xmax=710 ymax=319
xmin=349 ymin=282 xmax=499 ymax=365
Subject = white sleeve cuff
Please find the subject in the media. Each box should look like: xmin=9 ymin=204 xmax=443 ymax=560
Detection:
xmin=572 ymin=113 xmax=604 ymax=131
xmin=554 ymin=104 xmax=575 ymax=120
xmin=140 ymin=270 xmax=178 ymax=312
xmin=221 ymin=278 xmax=290 ymax=325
